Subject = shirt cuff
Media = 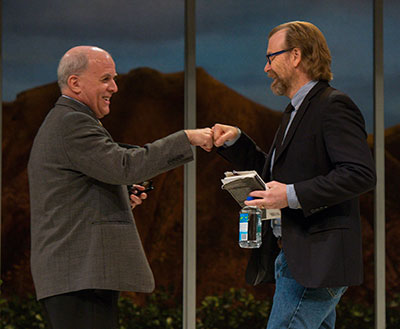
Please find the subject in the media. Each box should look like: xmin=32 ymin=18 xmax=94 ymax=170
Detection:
xmin=287 ymin=184 xmax=302 ymax=209
xmin=224 ymin=128 xmax=241 ymax=147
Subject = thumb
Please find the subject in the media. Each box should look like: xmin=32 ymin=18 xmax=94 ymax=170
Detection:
xmin=214 ymin=131 xmax=229 ymax=147
xmin=212 ymin=124 xmax=227 ymax=147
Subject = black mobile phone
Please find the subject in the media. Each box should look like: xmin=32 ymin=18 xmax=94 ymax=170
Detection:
xmin=128 ymin=181 xmax=155 ymax=196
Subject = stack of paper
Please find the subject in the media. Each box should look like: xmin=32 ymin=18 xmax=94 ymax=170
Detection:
xmin=221 ymin=170 xmax=281 ymax=220
xmin=221 ymin=170 xmax=266 ymax=207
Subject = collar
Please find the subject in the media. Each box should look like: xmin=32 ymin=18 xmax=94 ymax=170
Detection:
xmin=61 ymin=94 xmax=89 ymax=109
xmin=291 ymin=80 xmax=318 ymax=111
xmin=58 ymin=95 xmax=98 ymax=121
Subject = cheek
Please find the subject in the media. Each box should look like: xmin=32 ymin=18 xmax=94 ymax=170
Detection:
xmin=275 ymin=66 xmax=288 ymax=80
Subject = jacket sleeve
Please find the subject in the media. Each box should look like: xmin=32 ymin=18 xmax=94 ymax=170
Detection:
xmin=216 ymin=132 xmax=268 ymax=176
xmin=294 ymin=91 xmax=376 ymax=217
xmin=60 ymin=111 xmax=194 ymax=185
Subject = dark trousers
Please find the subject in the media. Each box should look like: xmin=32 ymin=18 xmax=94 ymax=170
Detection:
xmin=40 ymin=289 xmax=119 ymax=329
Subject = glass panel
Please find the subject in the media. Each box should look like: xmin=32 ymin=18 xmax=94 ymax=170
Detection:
xmin=197 ymin=2 xmax=375 ymax=130
xmin=2 ymin=0 xmax=185 ymax=311
xmin=197 ymin=0 xmax=377 ymax=308
xmin=384 ymin=0 xmax=400 ymax=128
xmin=383 ymin=0 xmax=400 ymax=316
xmin=3 ymin=1 xmax=184 ymax=102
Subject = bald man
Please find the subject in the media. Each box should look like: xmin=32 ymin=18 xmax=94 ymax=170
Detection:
xmin=28 ymin=46 xmax=213 ymax=328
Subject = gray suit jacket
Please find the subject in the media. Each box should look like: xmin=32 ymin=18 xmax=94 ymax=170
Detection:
xmin=28 ymin=96 xmax=193 ymax=300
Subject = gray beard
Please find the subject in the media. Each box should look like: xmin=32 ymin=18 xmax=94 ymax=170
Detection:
xmin=270 ymin=78 xmax=289 ymax=96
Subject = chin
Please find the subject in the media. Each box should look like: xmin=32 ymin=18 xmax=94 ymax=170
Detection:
xmin=100 ymin=108 xmax=110 ymax=117
xmin=271 ymin=80 xmax=287 ymax=96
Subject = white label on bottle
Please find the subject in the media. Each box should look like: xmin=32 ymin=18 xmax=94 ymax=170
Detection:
xmin=240 ymin=222 xmax=248 ymax=233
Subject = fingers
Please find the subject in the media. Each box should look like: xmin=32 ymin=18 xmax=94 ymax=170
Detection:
xmin=200 ymin=128 xmax=214 ymax=152
xmin=266 ymin=181 xmax=279 ymax=189
xmin=132 ymin=184 xmax=145 ymax=191
xmin=185 ymin=128 xmax=214 ymax=152
xmin=248 ymin=181 xmax=288 ymax=209
xmin=246 ymin=190 xmax=268 ymax=208
xmin=130 ymin=193 xmax=147 ymax=209
xmin=212 ymin=124 xmax=238 ymax=147
xmin=130 ymin=184 xmax=148 ymax=209
xmin=185 ymin=124 xmax=238 ymax=151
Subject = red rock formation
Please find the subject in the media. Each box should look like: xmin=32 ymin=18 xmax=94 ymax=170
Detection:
xmin=1 ymin=67 xmax=398 ymax=307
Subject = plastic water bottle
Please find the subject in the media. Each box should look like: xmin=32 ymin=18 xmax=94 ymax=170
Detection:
xmin=239 ymin=196 xmax=262 ymax=248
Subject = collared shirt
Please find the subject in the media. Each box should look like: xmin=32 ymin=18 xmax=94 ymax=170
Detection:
xmin=270 ymin=80 xmax=318 ymax=237
xmin=280 ymin=80 xmax=318 ymax=209
xmin=61 ymin=94 xmax=88 ymax=108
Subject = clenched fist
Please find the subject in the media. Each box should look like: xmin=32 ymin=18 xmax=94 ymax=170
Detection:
xmin=185 ymin=128 xmax=214 ymax=152
xmin=212 ymin=123 xmax=239 ymax=147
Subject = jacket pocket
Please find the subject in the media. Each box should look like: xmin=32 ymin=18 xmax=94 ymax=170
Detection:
xmin=307 ymin=217 xmax=349 ymax=234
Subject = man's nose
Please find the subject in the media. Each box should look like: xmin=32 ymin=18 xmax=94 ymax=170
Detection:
xmin=110 ymin=79 xmax=118 ymax=93
xmin=264 ymin=62 xmax=271 ymax=73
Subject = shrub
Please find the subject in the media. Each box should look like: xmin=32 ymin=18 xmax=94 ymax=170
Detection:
xmin=0 ymin=294 xmax=46 ymax=329
xmin=336 ymin=297 xmax=374 ymax=328
xmin=196 ymin=288 xmax=269 ymax=329
xmin=1 ymin=287 xmax=400 ymax=329
xmin=118 ymin=288 xmax=182 ymax=329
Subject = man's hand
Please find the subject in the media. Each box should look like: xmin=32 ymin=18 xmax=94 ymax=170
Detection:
xmin=246 ymin=181 xmax=288 ymax=209
xmin=212 ymin=123 xmax=239 ymax=147
xmin=129 ymin=184 xmax=148 ymax=210
xmin=185 ymin=128 xmax=214 ymax=152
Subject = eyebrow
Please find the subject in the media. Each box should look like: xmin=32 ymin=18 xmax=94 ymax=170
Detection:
xmin=100 ymin=73 xmax=118 ymax=79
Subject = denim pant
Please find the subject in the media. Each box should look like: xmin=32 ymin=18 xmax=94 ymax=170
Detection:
xmin=266 ymin=251 xmax=347 ymax=329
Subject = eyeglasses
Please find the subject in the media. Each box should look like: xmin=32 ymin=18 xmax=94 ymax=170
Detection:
xmin=266 ymin=48 xmax=293 ymax=65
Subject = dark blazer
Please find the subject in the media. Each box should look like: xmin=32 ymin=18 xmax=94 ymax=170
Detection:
xmin=28 ymin=96 xmax=194 ymax=300
xmin=218 ymin=81 xmax=376 ymax=288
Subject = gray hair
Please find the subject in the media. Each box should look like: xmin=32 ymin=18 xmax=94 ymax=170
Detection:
xmin=57 ymin=51 xmax=89 ymax=91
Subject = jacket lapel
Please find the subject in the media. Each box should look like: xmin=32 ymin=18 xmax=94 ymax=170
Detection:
xmin=273 ymin=81 xmax=329 ymax=164
xmin=262 ymin=133 xmax=278 ymax=180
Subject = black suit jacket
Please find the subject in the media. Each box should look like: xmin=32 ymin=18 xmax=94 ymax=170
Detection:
xmin=218 ymin=81 xmax=376 ymax=288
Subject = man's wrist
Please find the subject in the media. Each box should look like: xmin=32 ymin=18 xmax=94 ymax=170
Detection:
xmin=287 ymin=184 xmax=301 ymax=209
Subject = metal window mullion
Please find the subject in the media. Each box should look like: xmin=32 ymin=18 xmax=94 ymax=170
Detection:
xmin=373 ymin=0 xmax=386 ymax=328
xmin=183 ymin=0 xmax=196 ymax=328
xmin=0 ymin=0 xmax=3 ymax=277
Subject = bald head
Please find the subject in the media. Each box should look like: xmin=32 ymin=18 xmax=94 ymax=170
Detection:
xmin=57 ymin=46 xmax=112 ymax=92
xmin=57 ymin=45 xmax=118 ymax=118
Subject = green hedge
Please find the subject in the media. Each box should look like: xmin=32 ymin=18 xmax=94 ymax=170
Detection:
xmin=1 ymin=288 xmax=400 ymax=329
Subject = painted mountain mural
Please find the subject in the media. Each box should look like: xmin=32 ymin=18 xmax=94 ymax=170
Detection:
xmin=2 ymin=67 xmax=399 ymax=305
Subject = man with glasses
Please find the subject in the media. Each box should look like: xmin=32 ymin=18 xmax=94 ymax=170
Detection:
xmin=212 ymin=21 xmax=376 ymax=329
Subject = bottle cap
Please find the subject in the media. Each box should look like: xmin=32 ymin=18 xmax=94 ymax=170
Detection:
xmin=246 ymin=196 xmax=254 ymax=201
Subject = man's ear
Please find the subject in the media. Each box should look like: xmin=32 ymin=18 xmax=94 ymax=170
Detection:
xmin=292 ymin=48 xmax=302 ymax=68
xmin=67 ymin=75 xmax=81 ymax=94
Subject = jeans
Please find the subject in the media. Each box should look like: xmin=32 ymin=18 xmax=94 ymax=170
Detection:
xmin=266 ymin=251 xmax=347 ymax=329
